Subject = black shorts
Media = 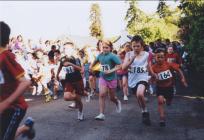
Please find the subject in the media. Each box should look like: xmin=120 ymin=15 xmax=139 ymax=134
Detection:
xmin=0 ymin=108 xmax=26 ymax=140
xmin=156 ymin=86 xmax=174 ymax=100
xmin=131 ymin=81 xmax=149 ymax=94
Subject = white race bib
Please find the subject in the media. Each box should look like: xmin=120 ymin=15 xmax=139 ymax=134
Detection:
xmin=0 ymin=70 xmax=5 ymax=84
xmin=59 ymin=66 xmax=75 ymax=80
xmin=158 ymin=70 xmax=172 ymax=80
xmin=100 ymin=65 xmax=110 ymax=72
xmin=129 ymin=66 xmax=147 ymax=74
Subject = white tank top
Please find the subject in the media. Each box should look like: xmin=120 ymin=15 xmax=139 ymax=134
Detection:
xmin=127 ymin=51 xmax=149 ymax=88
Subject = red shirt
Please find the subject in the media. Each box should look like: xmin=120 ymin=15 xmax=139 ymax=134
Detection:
xmin=152 ymin=61 xmax=179 ymax=87
xmin=0 ymin=48 xmax=28 ymax=110
xmin=166 ymin=53 xmax=182 ymax=65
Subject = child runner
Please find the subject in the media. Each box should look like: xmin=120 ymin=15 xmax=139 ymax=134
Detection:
xmin=122 ymin=35 xmax=152 ymax=126
xmin=152 ymin=48 xmax=187 ymax=127
xmin=90 ymin=40 xmax=122 ymax=121
xmin=57 ymin=56 xmax=85 ymax=121
xmin=0 ymin=21 xmax=34 ymax=140
xmin=117 ymin=50 xmax=129 ymax=101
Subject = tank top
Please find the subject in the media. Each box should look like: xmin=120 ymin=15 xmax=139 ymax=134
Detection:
xmin=127 ymin=51 xmax=149 ymax=88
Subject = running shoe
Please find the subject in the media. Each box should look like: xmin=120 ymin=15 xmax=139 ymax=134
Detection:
xmin=86 ymin=92 xmax=91 ymax=102
xmin=123 ymin=95 xmax=128 ymax=101
xmin=95 ymin=113 xmax=105 ymax=121
xmin=116 ymin=100 xmax=122 ymax=113
xmin=78 ymin=111 xmax=84 ymax=121
xmin=68 ymin=102 xmax=76 ymax=109
xmin=142 ymin=112 xmax=151 ymax=126
xmin=53 ymin=95 xmax=58 ymax=100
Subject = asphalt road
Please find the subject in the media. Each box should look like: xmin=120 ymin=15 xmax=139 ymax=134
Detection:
xmin=18 ymin=89 xmax=204 ymax=140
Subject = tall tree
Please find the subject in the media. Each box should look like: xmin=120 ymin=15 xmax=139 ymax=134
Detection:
xmin=157 ymin=0 xmax=171 ymax=18
xmin=125 ymin=0 xmax=144 ymax=35
xmin=89 ymin=3 xmax=103 ymax=39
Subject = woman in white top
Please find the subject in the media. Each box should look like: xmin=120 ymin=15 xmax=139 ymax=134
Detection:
xmin=122 ymin=35 xmax=153 ymax=126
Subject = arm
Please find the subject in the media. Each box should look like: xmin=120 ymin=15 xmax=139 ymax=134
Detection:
xmin=0 ymin=77 xmax=31 ymax=113
xmin=63 ymin=61 xmax=82 ymax=71
xmin=122 ymin=52 xmax=135 ymax=70
xmin=104 ymin=64 xmax=122 ymax=74
xmin=177 ymin=68 xmax=188 ymax=87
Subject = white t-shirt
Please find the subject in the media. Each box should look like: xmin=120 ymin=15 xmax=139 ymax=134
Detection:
xmin=127 ymin=51 xmax=150 ymax=88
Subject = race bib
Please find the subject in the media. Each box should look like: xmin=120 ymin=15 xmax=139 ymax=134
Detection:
xmin=59 ymin=66 xmax=75 ymax=80
xmin=64 ymin=66 xmax=75 ymax=74
xmin=167 ymin=58 xmax=176 ymax=63
xmin=0 ymin=70 xmax=5 ymax=84
xmin=158 ymin=70 xmax=172 ymax=80
xmin=100 ymin=65 xmax=110 ymax=72
xmin=129 ymin=66 xmax=147 ymax=74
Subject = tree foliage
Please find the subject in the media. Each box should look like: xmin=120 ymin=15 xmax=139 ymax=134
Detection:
xmin=89 ymin=3 xmax=103 ymax=39
xmin=178 ymin=0 xmax=204 ymax=72
xmin=125 ymin=0 xmax=180 ymax=44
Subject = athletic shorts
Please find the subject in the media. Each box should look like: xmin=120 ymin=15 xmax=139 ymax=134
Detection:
xmin=0 ymin=108 xmax=26 ymax=140
xmin=99 ymin=77 xmax=117 ymax=89
xmin=64 ymin=80 xmax=84 ymax=96
xmin=131 ymin=81 xmax=149 ymax=94
xmin=156 ymin=86 xmax=174 ymax=100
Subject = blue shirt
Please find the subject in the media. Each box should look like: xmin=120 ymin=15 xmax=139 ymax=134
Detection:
xmin=96 ymin=52 xmax=121 ymax=81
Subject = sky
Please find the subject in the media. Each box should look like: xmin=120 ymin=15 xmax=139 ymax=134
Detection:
xmin=0 ymin=1 xmax=179 ymax=41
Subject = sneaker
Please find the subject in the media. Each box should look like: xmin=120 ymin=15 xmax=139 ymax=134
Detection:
xmin=78 ymin=111 xmax=84 ymax=121
xmin=95 ymin=113 xmax=105 ymax=121
xmin=142 ymin=112 xmax=151 ymax=126
xmin=22 ymin=117 xmax=36 ymax=139
xmin=68 ymin=102 xmax=76 ymax=109
xmin=86 ymin=92 xmax=91 ymax=102
xmin=53 ymin=95 xmax=58 ymax=100
xmin=123 ymin=95 xmax=128 ymax=101
xmin=116 ymin=100 xmax=122 ymax=113
xmin=90 ymin=90 xmax=95 ymax=97
xmin=159 ymin=120 xmax=166 ymax=127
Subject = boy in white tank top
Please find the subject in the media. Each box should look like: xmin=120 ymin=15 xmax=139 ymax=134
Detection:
xmin=122 ymin=35 xmax=153 ymax=126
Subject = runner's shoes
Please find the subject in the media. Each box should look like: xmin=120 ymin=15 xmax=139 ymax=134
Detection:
xmin=142 ymin=112 xmax=151 ymax=126
xmin=123 ymin=95 xmax=128 ymax=101
xmin=68 ymin=102 xmax=77 ymax=109
xmin=95 ymin=113 xmax=105 ymax=121
xmin=78 ymin=111 xmax=84 ymax=121
xmin=116 ymin=100 xmax=122 ymax=113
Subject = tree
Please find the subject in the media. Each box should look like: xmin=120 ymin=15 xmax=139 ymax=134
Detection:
xmin=179 ymin=0 xmax=204 ymax=72
xmin=125 ymin=0 xmax=144 ymax=35
xmin=89 ymin=3 xmax=103 ymax=39
xmin=157 ymin=0 xmax=169 ymax=18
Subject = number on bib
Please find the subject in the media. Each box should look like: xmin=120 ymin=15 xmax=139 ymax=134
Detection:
xmin=129 ymin=66 xmax=147 ymax=74
xmin=158 ymin=70 xmax=172 ymax=80
xmin=100 ymin=65 xmax=110 ymax=72
xmin=65 ymin=66 xmax=75 ymax=74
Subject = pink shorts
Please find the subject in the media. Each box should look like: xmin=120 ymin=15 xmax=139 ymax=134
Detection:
xmin=99 ymin=77 xmax=117 ymax=89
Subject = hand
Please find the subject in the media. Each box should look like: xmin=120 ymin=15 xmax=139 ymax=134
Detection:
xmin=104 ymin=70 xmax=111 ymax=75
xmin=181 ymin=78 xmax=188 ymax=87
xmin=152 ymin=73 xmax=159 ymax=80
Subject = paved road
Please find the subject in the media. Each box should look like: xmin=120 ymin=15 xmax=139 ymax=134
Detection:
xmin=18 ymin=90 xmax=204 ymax=140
